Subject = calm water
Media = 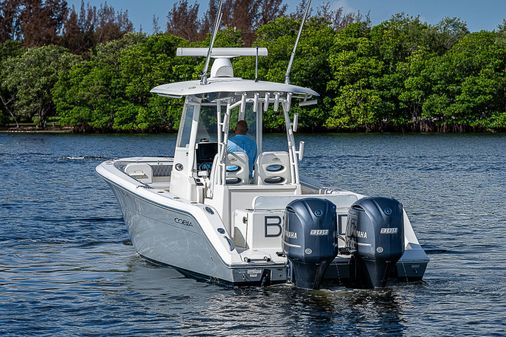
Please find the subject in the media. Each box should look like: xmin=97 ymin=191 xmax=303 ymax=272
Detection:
xmin=1 ymin=133 xmax=505 ymax=336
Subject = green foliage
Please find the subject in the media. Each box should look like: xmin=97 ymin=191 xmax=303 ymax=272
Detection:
xmin=2 ymin=15 xmax=505 ymax=132
xmin=0 ymin=40 xmax=23 ymax=60
xmin=1 ymin=45 xmax=80 ymax=127
xmin=325 ymin=16 xmax=505 ymax=132
xmin=0 ymin=41 xmax=24 ymax=125
xmin=54 ymin=32 xmax=199 ymax=131
xmin=418 ymin=31 xmax=506 ymax=130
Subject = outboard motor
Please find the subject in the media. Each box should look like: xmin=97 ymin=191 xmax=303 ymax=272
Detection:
xmin=346 ymin=197 xmax=404 ymax=288
xmin=283 ymin=198 xmax=338 ymax=289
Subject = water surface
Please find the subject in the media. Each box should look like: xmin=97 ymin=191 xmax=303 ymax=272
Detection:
xmin=1 ymin=133 xmax=505 ymax=336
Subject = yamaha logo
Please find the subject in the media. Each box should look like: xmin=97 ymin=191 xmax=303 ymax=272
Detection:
xmin=355 ymin=230 xmax=367 ymax=239
xmin=314 ymin=209 xmax=323 ymax=217
xmin=384 ymin=208 xmax=392 ymax=215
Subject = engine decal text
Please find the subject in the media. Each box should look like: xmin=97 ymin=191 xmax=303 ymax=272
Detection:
xmin=380 ymin=228 xmax=398 ymax=234
xmin=310 ymin=229 xmax=329 ymax=236
xmin=285 ymin=231 xmax=297 ymax=239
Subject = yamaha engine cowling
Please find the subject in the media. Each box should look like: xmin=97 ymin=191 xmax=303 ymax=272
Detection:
xmin=346 ymin=197 xmax=404 ymax=288
xmin=283 ymin=198 xmax=338 ymax=289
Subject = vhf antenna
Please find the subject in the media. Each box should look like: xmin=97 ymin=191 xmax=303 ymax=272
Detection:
xmin=201 ymin=0 xmax=224 ymax=85
xmin=285 ymin=0 xmax=312 ymax=85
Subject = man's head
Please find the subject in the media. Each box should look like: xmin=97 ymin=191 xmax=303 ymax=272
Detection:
xmin=235 ymin=120 xmax=248 ymax=135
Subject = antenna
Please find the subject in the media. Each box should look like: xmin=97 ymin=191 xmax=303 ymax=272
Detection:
xmin=201 ymin=0 xmax=224 ymax=85
xmin=285 ymin=0 xmax=312 ymax=85
xmin=255 ymin=46 xmax=259 ymax=82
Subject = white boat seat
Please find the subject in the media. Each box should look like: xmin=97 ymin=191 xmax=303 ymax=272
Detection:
xmin=226 ymin=152 xmax=249 ymax=185
xmin=255 ymin=151 xmax=291 ymax=185
xmin=125 ymin=163 xmax=153 ymax=184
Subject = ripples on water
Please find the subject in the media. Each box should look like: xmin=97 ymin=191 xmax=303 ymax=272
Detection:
xmin=1 ymin=133 xmax=505 ymax=336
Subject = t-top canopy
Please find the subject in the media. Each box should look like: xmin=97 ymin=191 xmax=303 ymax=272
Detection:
xmin=151 ymin=78 xmax=319 ymax=99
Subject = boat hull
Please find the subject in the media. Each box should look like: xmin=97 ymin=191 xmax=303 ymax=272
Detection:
xmin=105 ymin=180 xmax=287 ymax=285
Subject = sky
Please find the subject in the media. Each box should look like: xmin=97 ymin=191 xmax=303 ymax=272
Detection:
xmin=66 ymin=0 xmax=506 ymax=33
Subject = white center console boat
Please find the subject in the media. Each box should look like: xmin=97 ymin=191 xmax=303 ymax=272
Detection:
xmin=96 ymin=3 xmax=428 ymax=289
xmin=96 ymin=49 xmax=428 ymax=289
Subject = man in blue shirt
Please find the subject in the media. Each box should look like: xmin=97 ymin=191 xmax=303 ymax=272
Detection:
xmin=227 ymin=120 xmax=257 ymax=177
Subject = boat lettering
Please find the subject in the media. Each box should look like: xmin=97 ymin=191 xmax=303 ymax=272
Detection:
xmin=174 ymin=217 xmax=193 ymax=227
xmin=380 ymin=227 xmax=398 ymax=234
xmin=310 ymin=229 xmax=329 ymax=236
xmin=247 ymin=269 xmax=262 ymax=277
xmin=265 ymin=216 xmax=282 ymax=238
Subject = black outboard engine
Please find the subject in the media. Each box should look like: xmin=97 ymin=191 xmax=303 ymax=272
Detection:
xmin=283 ymin=198 xmax=338 ymax=289
xmin=346 ymin=197 xmax=404 ymax=288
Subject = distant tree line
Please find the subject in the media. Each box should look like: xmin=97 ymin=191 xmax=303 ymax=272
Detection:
xmin=0 ymin=0 xmax=505 ymax=132
xmin=0 ymin=0 xmax=133 ymax=53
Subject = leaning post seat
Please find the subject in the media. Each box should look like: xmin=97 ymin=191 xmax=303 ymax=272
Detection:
xmin=255 ymin=151 xmax=291 ymax=185
xmin=225 ymin=152 xmax=250 ymax=185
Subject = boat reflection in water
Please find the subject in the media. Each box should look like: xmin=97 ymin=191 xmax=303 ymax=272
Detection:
xmin=122 ymin=254 xmax=407 ymax=336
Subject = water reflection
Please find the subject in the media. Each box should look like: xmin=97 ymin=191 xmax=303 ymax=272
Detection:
xmin=122 ymin=255 xmax=407 ymax=336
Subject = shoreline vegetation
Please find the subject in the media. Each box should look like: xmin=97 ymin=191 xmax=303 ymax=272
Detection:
xmin=2 ymin=124 xmax=504 ymax=135
xmin=1 ymin=1 xmax=505 ymax=134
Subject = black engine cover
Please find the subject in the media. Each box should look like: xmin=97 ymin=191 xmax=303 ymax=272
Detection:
xmin=346 ymin=197 xmax=405 ymax=288
xmin=283 ymin=198 xmax=337 ymax=289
